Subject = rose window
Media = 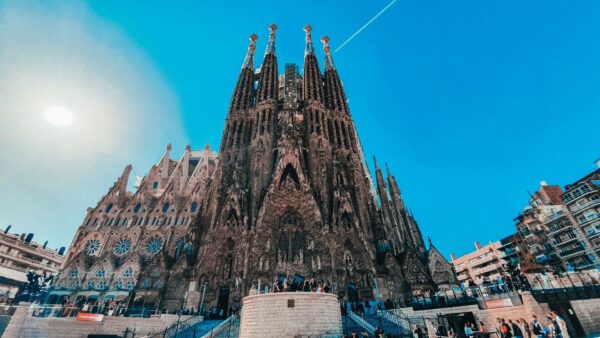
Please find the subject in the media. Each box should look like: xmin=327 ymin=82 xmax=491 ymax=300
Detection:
xmin=114 ymin=239 xmax=132 ymax=255
xmin=86 ymin=239 xmax=101 ymax=256
xmin=145 ymin=236 xmax=163 ymax=254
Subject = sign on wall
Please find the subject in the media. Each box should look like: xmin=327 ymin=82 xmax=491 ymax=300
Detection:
xmin=76 ymin=312 xmax=104 ymax=322
xmin=484 ymin=298 xmax=513 ymax=309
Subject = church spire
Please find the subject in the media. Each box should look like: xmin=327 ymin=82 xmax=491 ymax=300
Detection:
xmin=321 ymin=36 xmax=349 ymax=113
xmin=303 ymin=25 xmax=324 ymax=104
xmin=265 ymin=23 xmax=277 ymax=56
xmin=320 ymin=36 xmax=335 ymax=70
xmin=257 ymin=24 xmax=279 ymax=103
xmin=229 ymin=34 xmax=257 ymax=112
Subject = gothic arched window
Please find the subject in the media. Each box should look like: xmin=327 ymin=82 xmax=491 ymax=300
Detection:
xmin=134 ymin=203 xmax=141 ymax=213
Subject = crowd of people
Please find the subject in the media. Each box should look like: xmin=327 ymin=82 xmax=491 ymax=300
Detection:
xmin=495 ymin=312 xmax=570 ymax=338
xmin=249 ymin=275 xmax=332 ymax=294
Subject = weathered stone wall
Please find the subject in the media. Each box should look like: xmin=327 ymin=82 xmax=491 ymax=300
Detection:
xmin=3 ymin=302 xmax=198 ymax=338
xmin=570 ymin=297 xmax=600 ymax=336
xmin=239 ymin=292 xmax=342 ymax=338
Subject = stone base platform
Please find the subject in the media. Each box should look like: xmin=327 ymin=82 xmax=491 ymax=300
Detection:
xmin=240 ymin=292 xmax=342 ymax=338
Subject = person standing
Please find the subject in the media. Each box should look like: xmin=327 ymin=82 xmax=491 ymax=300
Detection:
xmin=531 ymin=315 xmax=544 ymax=338
xmin=518 ymin=318 xmax=531 ymax=338
xmin=510 ymin=319 xmax=523 ymax=338
xmin=464 ymin=323 xmax=474 ymax=338
xmin=500 ymin=323 xmax=513 ymax=338
xmin=413 ymin=324 xmax=424 ymax=338
xmin=551 ymin=311 xmax=569 ymax=338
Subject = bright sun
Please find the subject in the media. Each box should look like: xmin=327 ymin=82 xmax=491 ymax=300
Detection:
xmin=43 ymin=105 xmax=74 ymax=127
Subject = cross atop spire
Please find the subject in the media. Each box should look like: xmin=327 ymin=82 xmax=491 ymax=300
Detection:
xmin=304 ymin=25 xmax=315 ymax=56
xmin=321 ymin=35 xmax=335 ymax=70
xmin=265 ymin=24 xmax=277 ymax=55
xmin=242 ymin=33 xmax=258 ymax=69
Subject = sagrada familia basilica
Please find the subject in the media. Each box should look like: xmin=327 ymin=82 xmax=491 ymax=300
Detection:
xmin=53 ymin=25 xmax=458 ymax=312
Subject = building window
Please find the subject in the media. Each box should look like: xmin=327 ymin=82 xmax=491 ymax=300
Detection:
xmin=69 ymin=269 xmax=78 ymax=279
xmin=191 ymin=202 xmax=198 ymax=213
xmin=134 ymin=203 xmax=141 ymax=213
xmin=126 ymin=280 xmax=135 ymax=290
xmin=122 ymin=266 xmax=134 ymax=278
xmin=114 ymin=239 xmax=132 ymax=255
xmin=163 ymin=203 xmax=170 ymax=213
xmin=105 ymin=203 xmax=113 ymax=213
xmin=87 ymin=281 xmax=95 ymax=290
xmin=115 ymin=280 xmax=123 ymax=290
xmin=146 ymin=236 xmax=164 ymax=254
xmin=153 ymin=181 xmax=158 ymax=189
xmin=86 ymin=239 xmax=101 ymax=256
xmin=98 ymin=280 xmax=107 ymax=289
xmin=96 ymin=268 xmax=106 ymax=278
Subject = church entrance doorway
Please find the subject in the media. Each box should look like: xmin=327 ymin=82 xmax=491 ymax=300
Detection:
xmin=217 ymin=287 xmax=230 ymax=317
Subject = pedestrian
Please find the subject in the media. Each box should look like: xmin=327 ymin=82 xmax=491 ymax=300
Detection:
xmin=531 ymin=315 xmax=544 ymax=338
xmin=479 ymin=321 xmax=486 ymax=333
xmin=551 ymin=311 xmax=569 ymax=338
xmin=375 ymin=326 xmax=385 ymax=338
xmin=500 ymin=322 xmax=513 ymax=338
xmin=465 ymin=323 xmax=474 ymax=338
xmin=413 ymin=324 xmax=424 ymax=338
xmin=510 ymin=319 xmax=523 ymax=338
xmin=518 ymin=318 xmax=531 ymax=338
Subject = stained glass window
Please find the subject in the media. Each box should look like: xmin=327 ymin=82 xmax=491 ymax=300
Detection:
xmin=122 ymin=267 xmax=134 ymax=278
xmin=86 ymin=239 xmax=101 ymax=256
xmin=114 ymin=239 xmax=132 ymax=255
xmin=69 ymin=269 xmax=78 ymax=279
xmin=126 ymin=280 xmax=135 ymax=290
xmin=98 ymin=280 xmax=107 ymax=289
xmin=146 ymin=236 xmax=163 ymax=254
xmin=87 ymin=281 xmax=95 ymax=290
xmin=134 ymin=203 xmax=141 ymax=213
xmin=96 ymin=268 xmax=106 ymax=278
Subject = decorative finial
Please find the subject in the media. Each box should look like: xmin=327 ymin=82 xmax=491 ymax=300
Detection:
xmin=265 ymin=24 xmax=277 ymax=55
xmin=166 ymin=143 xmax=172 ymax=151
xmin=249 ymin=33 xmax=258 ymax=50
xmin=242 ymin=34 xmax=258 ymax=69
xmin=304 ymin=25 xmax=315 ymax=56
xmin=304 ymin=25 xmax=313 ymax=42
xmin=321 ymin=36 xmax=335 ymax=70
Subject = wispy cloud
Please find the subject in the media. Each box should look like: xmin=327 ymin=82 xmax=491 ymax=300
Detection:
xmin=335 ymin=0 xmax=397 ymax=53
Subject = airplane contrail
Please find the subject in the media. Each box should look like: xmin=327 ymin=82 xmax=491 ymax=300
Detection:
xmin=335 ymin=0 xmax=398 ymax=53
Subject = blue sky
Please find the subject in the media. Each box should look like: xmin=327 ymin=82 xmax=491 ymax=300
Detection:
xmin=1 ymin=0 xmax=599 ymax=259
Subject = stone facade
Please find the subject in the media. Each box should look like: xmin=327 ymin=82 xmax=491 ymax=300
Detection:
xmin=54 ymin=24 xmax=456 ymax=312
xmin=239 ymin=292 xmax=341 ymax=337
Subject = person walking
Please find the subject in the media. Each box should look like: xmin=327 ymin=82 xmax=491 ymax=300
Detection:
xmin=510 ymin=319 xmax=523 ymax=338
xmin=551 ymin=311 xmax=569 ymax=338
xmin=518 ymin=318 xmax=531 ymax=338
xmin=531 ymin=315 xmax=544 ymax=338
xmin=464 ymin=323 xmax=474 ymax=338
xmin=500 ymin=322 xmax=513 ymax=338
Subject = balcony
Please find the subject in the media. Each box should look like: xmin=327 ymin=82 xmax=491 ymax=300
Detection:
xmin=470 ymin=254 xmax=497 ymax=267
xmin=578 ymin=213 xmax=600 ymax=226
xmin=570 ymin=199 xmax=600 ymax=214
xmin=553 ymin=236 xmax=579 ymax=247
xmin=474 ymin=264 xmax=500 ymax=275
xmin=559 ymin=245 xmax=585 ymax=258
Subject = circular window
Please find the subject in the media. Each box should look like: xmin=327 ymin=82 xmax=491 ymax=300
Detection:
xmin=114 ymin=239 xmax=132 ymax=255
xmin=145 ymin=236 xmax=163 ymax=254
xmin=69 ymin=269 xmax=78 ymax=279
xmin=96 ymin=268 xmax=106 ymax=278
xmin=86 ymin=239 xmax=101 ymax=256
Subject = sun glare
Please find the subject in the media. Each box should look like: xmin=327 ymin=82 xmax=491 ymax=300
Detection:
xmin=43 ymin=105 xmax=74 ymax=127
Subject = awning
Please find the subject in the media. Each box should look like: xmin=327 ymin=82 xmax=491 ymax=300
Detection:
xmin=0 ymin=266 xmax=27 ymax=284
xmin=48 ymin=290 xmax=74 ymax=296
